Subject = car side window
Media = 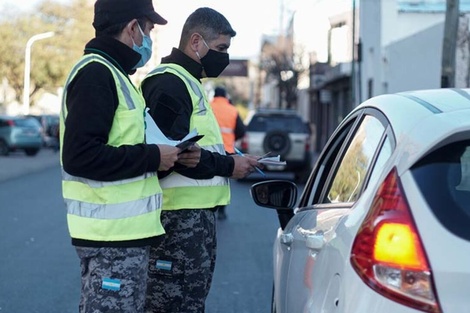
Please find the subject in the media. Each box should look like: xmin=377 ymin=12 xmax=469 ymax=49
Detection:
xmin=367 ymin=134 xmax=392 ymax=190
xmin=323 ymin=115 xmax=386 ymax=203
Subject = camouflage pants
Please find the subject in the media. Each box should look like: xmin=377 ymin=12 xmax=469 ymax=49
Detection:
xmin=76 ymin=246 xmax=150 ymax=313
xmin=145 ymin=209 xmax=217 ymax=313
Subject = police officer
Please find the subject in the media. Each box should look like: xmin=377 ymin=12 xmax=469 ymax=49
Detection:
xmin=60 ymin=1 xmax=199 ymax=312
xmin=141 ymin=7 xmax=261 ymax=313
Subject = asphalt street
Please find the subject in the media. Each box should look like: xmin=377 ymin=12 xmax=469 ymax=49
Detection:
xmin=0 ymin=148 xmax=60 ymax=183
xmin=0 ymin=147 xmax=286 ymax=313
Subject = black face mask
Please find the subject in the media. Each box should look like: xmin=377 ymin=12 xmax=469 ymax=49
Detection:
xmin=200 ymin=49 xmax=230 ymax=77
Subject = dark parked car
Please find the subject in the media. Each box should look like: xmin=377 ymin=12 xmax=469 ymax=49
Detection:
xmin=26 ymin=114 xmax=59 ymax=149
xmin=240 ymin=109 xmax=312 ymax=183
xmin=0 ymin=115 xmax=43 ymax=156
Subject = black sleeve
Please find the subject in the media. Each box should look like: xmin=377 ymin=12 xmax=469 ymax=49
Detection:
xmin=142 ymin=72 xmax=235 ymax=179
xmin=234 ymin=114 xmax=246 ymax=140
xmin=62 ymin=62 xmax=161 ymax=181
xmin=141 ymin=73 xmax=191 ymax=140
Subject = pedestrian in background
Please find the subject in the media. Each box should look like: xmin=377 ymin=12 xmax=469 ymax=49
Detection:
xmin=140 ymin=7 xmax=261 ymax=313
xmin=210 ymin=86 xmax=247 ymax=220
xmin=59 ymin=0 xmax=199 ymax=312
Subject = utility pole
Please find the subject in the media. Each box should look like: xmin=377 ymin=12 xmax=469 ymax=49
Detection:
xmin=441 ymin=0 xmax=460 ymax=88
xmin=23 ymin=31 xmax=55 ymax=115
xmin=351 ymin=0 xmax=356 ymax=107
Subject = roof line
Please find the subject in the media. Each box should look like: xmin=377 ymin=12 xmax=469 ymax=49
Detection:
xmin=449 ymin=88 xmax=470 ymax=105
xmin=397 ymin=94 xmax=442 ymax=114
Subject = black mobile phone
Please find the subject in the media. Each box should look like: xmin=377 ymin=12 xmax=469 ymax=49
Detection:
xmin=176 ymin=135 xmax=204 ymax=152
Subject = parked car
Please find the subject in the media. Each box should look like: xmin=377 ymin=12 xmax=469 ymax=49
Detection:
xmin=250 ymin=88 xmax=470 ymax=313
xmin=0 ymin=115 xmax=43 ymax=156
xmin=26 ymin=114 xmax=60 ymax=149
xmin=240 ymin=109 xmax=312 ymax=182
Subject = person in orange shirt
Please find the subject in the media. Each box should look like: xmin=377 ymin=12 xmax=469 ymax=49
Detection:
xmin=211 ymin=86 xmax=246 ymax=219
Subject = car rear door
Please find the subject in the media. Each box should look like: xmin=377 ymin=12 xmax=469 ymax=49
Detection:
xmin=282 ymin=109 xmax=395 ymax=313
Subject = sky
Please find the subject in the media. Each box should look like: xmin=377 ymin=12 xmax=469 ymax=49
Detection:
xmin=1 ymin=0 xmax=351 ymax=60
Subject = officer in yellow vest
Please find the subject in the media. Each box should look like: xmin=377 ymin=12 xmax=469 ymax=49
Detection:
xmin=141 ymin=7 xmax=261 ymax=313
xmin=60 ymin=1 xmax=200 ymax=312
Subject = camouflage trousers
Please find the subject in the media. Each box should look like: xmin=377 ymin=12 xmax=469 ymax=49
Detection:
xmin=76 ymin=246 xmax=150 ymax=313
xmin=145 ymin=209 xmax=217 ymax=313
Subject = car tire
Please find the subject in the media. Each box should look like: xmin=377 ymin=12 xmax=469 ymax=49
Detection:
xmin=24 ymin=148 xmax=40 ymax=156
xmin=263 ymin=130 xmax=291 ymax=157
xmin=0 ymin=140 xmax=9 ymax=156
xmin=294 ymin=153 xmax=312 ymax=183
xmin=294 ymin=169 xmax=310 ymax=184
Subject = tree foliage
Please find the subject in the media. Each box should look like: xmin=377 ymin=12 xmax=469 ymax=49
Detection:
xmin=259 ymin=37 xmax=307 ymax=109
xmin=0 ymin=0 xmax=94 ymax=107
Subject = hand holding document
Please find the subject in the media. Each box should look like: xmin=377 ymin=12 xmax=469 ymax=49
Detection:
xmin=145 ymin=108 xmax=203 ymax=150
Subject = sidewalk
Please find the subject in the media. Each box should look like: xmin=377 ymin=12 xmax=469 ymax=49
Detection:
xmin=0 ymin=148 xmax=60 ymax=183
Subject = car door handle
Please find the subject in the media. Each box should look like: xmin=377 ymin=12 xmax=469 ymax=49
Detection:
xmin=305 ymin=234 xmax=324 ymax=250
xmin=280 ymin=233 xmax=294 ymax=246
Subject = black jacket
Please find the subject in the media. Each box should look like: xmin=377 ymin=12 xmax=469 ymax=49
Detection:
xmin=62 ymin=36 xmax=162 ymax=247
xmin=141 ymin=48 xmax=235 ymax=179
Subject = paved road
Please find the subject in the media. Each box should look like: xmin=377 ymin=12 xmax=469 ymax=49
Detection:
xmin=0 ymin=148 xmax=60 ymax=182
xmin=0 ymin=148 xmax=287 ymax=313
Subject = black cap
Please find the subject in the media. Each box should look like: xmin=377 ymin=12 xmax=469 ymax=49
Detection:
xmin=214 ymin=87 xmax=227 ymax=98
xmin=93 ymin=0 xmax=167 ymax=31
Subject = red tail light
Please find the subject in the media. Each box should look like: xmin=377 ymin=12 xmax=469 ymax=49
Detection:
xmin=240 ymin=134 xmax=248 ymax=152
xmin=6 ymin=120 xmax=14 ymax=126
xmin=305 ymin=136 xmax=311 ymax=152
xmin=351 ymin=168 xmax=441 ymax=313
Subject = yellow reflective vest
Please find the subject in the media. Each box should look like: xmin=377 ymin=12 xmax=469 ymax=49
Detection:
xmin=60 ymin=54 xmax=165 ymax=242
xmin=142 ymin=63 xmax=230 ymax=210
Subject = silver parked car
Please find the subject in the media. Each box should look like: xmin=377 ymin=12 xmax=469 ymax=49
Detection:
xmin=251 ymin=88 xmax=470 ymax=313
xmin=0 ymin=115 xmax=42 ymax=156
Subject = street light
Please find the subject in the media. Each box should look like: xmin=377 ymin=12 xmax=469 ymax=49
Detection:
xmin=23 ymin=31 xmax=55 ymax=115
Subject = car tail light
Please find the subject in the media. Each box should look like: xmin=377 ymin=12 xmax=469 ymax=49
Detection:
xmin=240 ymin=134 xmax=248 ymax=152
xmin=6 ymin=120 xmax=14 ymax=126
xmin=350 ymin=168 xmax=441 ymax=313
xmin=305 ymin=136 xmax=311 ymax=152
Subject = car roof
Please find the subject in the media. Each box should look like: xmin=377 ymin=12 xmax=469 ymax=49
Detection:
xmin=244 ymin=108 xmax=304 ymax=124
xmin=0 ymin=115 xmax=33 ymax=120
xmin=355 ymin=88 xmax=470 ymax=172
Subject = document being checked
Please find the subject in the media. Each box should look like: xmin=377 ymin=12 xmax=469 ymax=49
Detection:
xmin=144 ymin=108 xmax=203 ymax=150
xmin=258 ymin=155 xmax=287 ymax=166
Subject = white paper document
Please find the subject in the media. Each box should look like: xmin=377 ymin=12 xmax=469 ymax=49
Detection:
xmin=258 ymin=155 xmax=287 ymax=166
xmin=144 ymin=108 xmax=202 ymax=147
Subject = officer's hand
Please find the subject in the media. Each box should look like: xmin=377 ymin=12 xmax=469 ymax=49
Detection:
xmin=230 ymin=154 xmax=261 ymax=179
xmin=177 ymin=144 xmax=201 ymax=168
xmin=157 ymin=144 xmax=181 ymax=171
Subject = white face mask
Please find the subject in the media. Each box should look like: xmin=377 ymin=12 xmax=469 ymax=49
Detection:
xmin=132 ymin=23 xmax=152 ymax=69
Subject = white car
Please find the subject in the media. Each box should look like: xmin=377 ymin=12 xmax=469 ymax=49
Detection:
xmin=250 ymin=88 xmax=470 ymax=313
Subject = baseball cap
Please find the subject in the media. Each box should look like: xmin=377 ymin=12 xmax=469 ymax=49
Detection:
xmin=93 ymin=0 xmax=167 ymax=31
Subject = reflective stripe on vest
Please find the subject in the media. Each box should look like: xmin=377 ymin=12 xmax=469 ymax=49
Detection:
xmin=142 ymin=63 xmax=230 ymax=210
xmin=62 ymin=169 xmax=162 ymax=219
xmin=61 ymin=54 xmax=164 ymax=241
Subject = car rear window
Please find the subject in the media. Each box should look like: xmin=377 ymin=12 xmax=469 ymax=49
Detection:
xmin=411 ymin=140 xmax=470 ymax=241
xmin=247 ymin=115 xmax=309 ymax=133
xmin=14 ymin=118 xmax=39 ymax=128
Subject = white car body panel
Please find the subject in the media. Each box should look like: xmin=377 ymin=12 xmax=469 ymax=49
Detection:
xmin=264 ymin=89 xmax=470 ymax=313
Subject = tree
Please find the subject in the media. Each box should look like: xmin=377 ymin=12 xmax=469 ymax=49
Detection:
xmin=258 ymin=13 xmax=307 ymax=110
xmin=0 ymin=0 xmax=93 ymax=107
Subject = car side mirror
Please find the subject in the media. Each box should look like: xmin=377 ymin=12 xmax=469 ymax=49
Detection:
xmin=250 ymin=180 xmax=298 ymax=210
